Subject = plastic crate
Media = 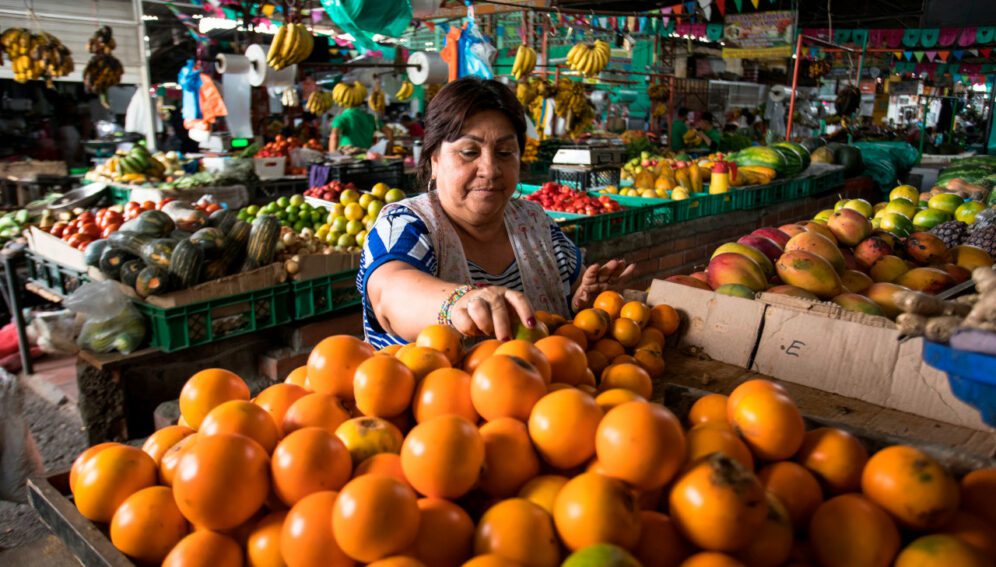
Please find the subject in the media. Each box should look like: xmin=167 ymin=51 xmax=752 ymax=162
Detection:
xmin=730 ymin=181 xmax=784 ymax=210
xmin=292 ymin=270 xmax=362 ymax=319
xmin=310 ymin=160 xmax=404 ymax=190
xmin=107 ymin=184 xmax=132 ymax=205
xmin=254 ymin=157 xmax=287 ymax=180
xmin=24 ymin=251 xmax=89 ymax=297
xmin=134 ymin=284 xmax=293 ymax=352
xmin=550 ymin=166 xmax=620 ymax=191
xmin=556 ymin=203 xmax=673 ymax=245
xmin=807 ymin=166 xmax=846 ymax=195
xmin=249 ymin=176 xmax=309 ymax=204
xmin=778 ymin=177 xmax=811 ymax=201
xmin=922 ymin=340 xmax=996 ymax=426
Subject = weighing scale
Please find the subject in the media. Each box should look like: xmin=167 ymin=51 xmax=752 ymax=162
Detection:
xmin=550 ymin=141 xmax=626 ymax=190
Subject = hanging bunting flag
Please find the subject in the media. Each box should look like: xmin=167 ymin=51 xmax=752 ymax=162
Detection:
xmin=925 ymin=51 xmax=937 ymax=62
xmin=939 ymin=28 xmax=959 ymax=46
xmin=967 ymin=48 xmax=978 ymax=57
xmin=920 ymin=28 xmax=938 ymax=47
xmin=852 ymin=29 xmax=868 ymax=46
xmin=639 ymin=17 xmax=648 ymax=31
xmin=660 ymin=6 xmax=672 ymax=27
xmin=952 ymin=50 xmax=965 ymax=60
xmin=914 ymin=51 xmax=925 ymax=62
xmin=673 ymin=4 xmax=684 ymax=15
xmin=903 ymin=51 xmax=913 ymax=61
xmin=959 ymin=28 xmax=977 ymax=47
xmin=977 ymin=27 xmax=995 ymax=44
xmin=698 ymin=0 xmax=712 ymax=21
xmin=750 ymin=0 xmax=760 ymax=8
xmin=938 ymin=50 xmax=950 ymax=61
xmin=717 ymin=0 xmax=727 ymax=17
xmin=980 ymin=48 xmax=992 ymax=58
xmin=686 ymin=2 xmax=697 ymax=19
xmin=834 ymin=29 xmax=851 ymax=45
xmin=869 ymin=29 xmax=883 ymax=47
xmin=706 ymin=24 xmax=724 ymax=42
xmin=902 ymin=29 xmax=921 ymax=47
xmin=884 ymin=29 xmax=903 ymax=48
xmin=732 ymin=0 xmax=743 ymax=13
xmin=893 ymin=51 xmax=903 ymax=60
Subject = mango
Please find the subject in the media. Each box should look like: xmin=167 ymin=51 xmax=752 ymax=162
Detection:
xmin=889 ymin=185 xmax=919 ymax=203
xmin=712 ymin=242 xmax=775 ymax=279
xmin=854 ymin=237 xmax=893 ymax=269
xmin=827 ymin=208 xmax=873 ymax=247
xmin=737 ymin=235 xmax=784 ymax=264
xmin=927 ymin=193 xmax=964 ymax=215
xmin=840 ymin=248 xmax=859 ymax=271
xmin=878 ymin=213 xmax=914 ymax=238
xmin=752 ymin=227 xmax=791 ymax=248
xmin=775 ymin=251 xmax=843 ymax=299
xmin=884 ymin=198 xmax=916 ymax=219
xmin=843 ymin=199 xmax=874 ymax=218
xmin=832 ymin=293 xmax=885 ymax=317
xmin=715 ymin=284 xmax=757 ymax=300
xmin=778 ymin=223 xmax=807 ymax=238
xmin=872 ymin=231 xmax=900 ymax=250
xmin=690 ymin=271 xmax=709 ymax=283
xmin=894 ymin=267 xmax=954 ymax=294
xmin=955 ymin=201 xmax=984 ymax=224
xmin=903 ymin=232 xmax=947 ymax=265
xmin=707 ymin=253 xmax=768 ymax=292
xmin=841 ymin=270 xmax=874 ymax=294
xmin=949 ymin=245 xmax=993 ymax=272
xmin=813 ymin=209 xmax=834 ymax=223
xmin=866 ymin=282 xmax=912 ymax=319
xmin=940 ymin=263 xmax=972 ymax=284
xmin=664 ymin=275 xmax=712 ymax=291
xmin=766 ymin=285 xmax=819 ymax=300
xmin=784 ymin=231 xmax=846 ymax=274
xmin=800 ymin=221 xmax=838 ymax=245
xmin=833 ymin=199 xmax=849 ymax=212
xmin=869 ymin=255 xmax=910 ymax=283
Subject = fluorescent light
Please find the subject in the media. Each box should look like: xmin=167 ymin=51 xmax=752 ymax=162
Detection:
xmin=142 ymin=15 xmax=158 ymax=21
xmin=199 ymin=17 xmax=237 ymax=33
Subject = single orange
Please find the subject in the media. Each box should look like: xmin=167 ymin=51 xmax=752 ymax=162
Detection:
xmin=199 ymin=400 xmax=280 ymax=454
xmin=307 ymin=335 xmax=375 ymax=398
xmin=518 ymin=475 xmax=570 ymax=515
xmin=591 ymin=338 xmax=626 ymax=360
xmin=620 ymin=301 xmax=652 ymax=328
xmin=412 ymin=367 xmax=479 ymax=424
xmin=594 ymin=291 xmax=626 ymax=319
xmin=397 ymin=344 xmax=452 ymax=381
xmin=494 ymin=340 xmax=552 ymax=384
xmin=685 ymin=422 xmax=755 ymax=472
xmin=639 ymin=327 xmax=667 ymax=348
xmin=254 ymin=383 xmax=309 ymax=435
xmin=179 ymin=368 xmax=250 ymax=429
xmin=282 ymin=392 xmax=351 ymax=436
xmin=528 ymin=389 xmax=603 ymax=470
xmin=478 ymin=418 xmax=541 ymax=498
xmin=634 ymin=511 xmax=693 ymax=567
xmin=470 ymin=355 xmax=547 ymax=422
xmin=534 ymin=335 xmax=588 ymax=386
xmin=74 ymin=445 xmax=158 ymax=523
xmin=596 ymin=401 xmax=685 ymax=491
xmin=633 ymin=348 xmax=666 ymax=378
xmin=353 ymin=453 xmax=413 ymax=489
xmin=110 ymin=486 xmax=189 ymax=564
xmin=474 ymin=498 xmax=560 ymax=567
xmin=585 ymin=350 xmax=610 ymax=377
xmin=553 ymin=472 xmax=641 ymax=551
xmin=335 ymin=416 xmax=405 ymax=466
xmin=553 ymin=323 xmax=589 ymax=350
xmin=379 ymin=344 xmax=404 ymax=356
xmin=462 ymin=339 xmax=501 ymax=374
xmin=649 ymin=304 xmax=680 ymax=335
xmin=401 ymin=415 xmax=485 ymax=499
xmin=354 ymin=355 xmax=416 ymax=418
xmin=573 ymin=308 xmax=610 ymax=341
xmin=411 ymin=498 xmax=474 ymax=567
xmin=246 ymin=510 xmax=287 ymax=567
xmin=599 ymin=363 xmax=653 ymax=399
xmin=282 ymin=491 xmax=353 ymax=566
xmin=594 ymin=388 xmax=645 ymax=413
xmin=141 ymin=426 xmax=194 ymax=468
xmin=271 ymin=427 xmax=352 ymax=506
xmin=758 ymin=461 xmax=824 ymax=530
xmin=688 ymin=394 xmax=729 ymax=427
xmin=416 ymin=324 xmax=464 ymax=365
xmin=611 ymin=318 xmax=642 ymax=348
xmin=162 ymin=530 xmax=243 ymax=567
xmin=285 ymin=365 xmax=309 ymax=388
xmin=332 ymin=475 xmax=421 ymax=563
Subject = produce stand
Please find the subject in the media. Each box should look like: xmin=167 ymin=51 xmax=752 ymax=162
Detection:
xmin=247 ymin=175 xmax=309 ymax=204
xmin=105 ymin=182 xmax=251 ymax=209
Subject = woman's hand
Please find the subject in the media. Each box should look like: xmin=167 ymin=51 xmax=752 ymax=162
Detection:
xmin=571 ymin=259 xmax=637 ymax=312
xmin=450 ymin=286 xmax=536 ymax=342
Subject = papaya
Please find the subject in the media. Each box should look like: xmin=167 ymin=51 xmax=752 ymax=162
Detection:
xmin=869 ymin=255 xmax=910 ymax=283
xmin=775 ymin=251 xmax=843 ymax=299
xmin=765 ymin=285 xmax=819 ymax=301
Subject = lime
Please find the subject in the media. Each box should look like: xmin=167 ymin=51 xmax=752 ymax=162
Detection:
xmin=346 ymin=219 xmax=364 ymax=235
xmin=358 ymin=193 xmax=374 ymax=208
xmin=310 ymin=210 xmax=323 ymax=223
xmin=928 ymin=193 xmax=965 ymax=215
xmin=293 ymin=221 xmax=306 ymax=232
xmin=955 ymin=201 xmax=984 ymax=224
xmin=370 ymin=182 xmax=389 ymax=199
xmin=246 ymin=205 xmax=260 ymax=216
xmin=276 ymin=196 xmax=290 ymax=208
xmin=337 ymin=233 xmax=356 ymax=248
xmin=289 ymin=194 xmax=304 ymax=207
xmin=385 ymin=188 xmax=406 ymax=203
xmin=330 ymin=217 xmax=347 ymax=233
xmin=274 ymin=211 xmax=287 ymax=220
xmin=367 ymin=200 xmax=385 ymax=219
xmin=889 ymin=184 xmax=920 ymax=203
xmin=326 ymin=231 xmax=340 ymax=245
xmin=286 ymin=213 xmax=298 ymax=223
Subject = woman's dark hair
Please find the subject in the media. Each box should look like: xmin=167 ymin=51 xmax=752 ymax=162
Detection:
xmin=418 ymin=77 xmax=526 ymax=189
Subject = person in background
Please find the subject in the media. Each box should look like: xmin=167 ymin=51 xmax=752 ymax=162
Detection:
xmin=670 ymin=107 xmax=689 ymax=151
xmin=329 ymin=100 xmax=394 ymax=152
xmin=401 ymin=114 xmax=425 ymax=139
xmin=693 ymin=111 xmax=722 ymax=151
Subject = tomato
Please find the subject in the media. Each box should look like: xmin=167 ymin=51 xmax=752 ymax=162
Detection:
xmin=77 ymin=211 xmax=95 ymax=224
xmin=67 ymin=234 xmax=90 ymax=249
xmin=158 ymin=197 xmax=176 ymax=209
xmin=142 ymin=201 xmax=156 ymax=211
xmin=101 ymin=211 xmax=122 ymax=228
xmin=50 ymin=222 xmax=68 ymax=237
xmin=78 ymin=223 xmax=101 ymax=239
xmin=66 ymin=219 xmax=80 ymax=233
xmin=205 ymin=204 xmax=222 ymax=214
xmin=101 ymin=224 xmax=120 ymax=238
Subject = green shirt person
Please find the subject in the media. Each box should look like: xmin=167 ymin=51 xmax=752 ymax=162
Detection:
xmin=670 ymin=107 xmax=690 ymax=150
xmin=694 ymin=111 xmax=721 ymax=151
xmin=329 ymin=106 xmax=394 ymax=152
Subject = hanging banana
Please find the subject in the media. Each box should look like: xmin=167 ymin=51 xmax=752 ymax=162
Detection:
xmin=368 ymin=88 xmax=386 ymax=113
xmin=1 ymin=28 xmax=73 ymax=85
xmin=511 ymin=45 xmax=537 ymax=80
xmin=394 ymin=80 xmax=414 ymax=102
xmin=332 ymin=81 xmax=367 ymax=108
xmin=305 ymin=91 xmax=335 ymax=115
xmin=281 ymin=88 xmax=299 ymax=107
xmin=567 ymin=39 xmax=610 ymax=78
xmin=267 ymin=22 xmax=314 ymax=70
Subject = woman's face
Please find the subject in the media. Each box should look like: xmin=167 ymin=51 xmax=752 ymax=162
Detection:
xmin=431 ymin=110 xmax=520 ymax=226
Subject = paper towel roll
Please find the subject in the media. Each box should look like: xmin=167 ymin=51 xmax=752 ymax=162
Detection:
xmin=216 ymin=53 xmax=250 ymax=74
xmin=407 ymin=51 xmax=448 ymax=85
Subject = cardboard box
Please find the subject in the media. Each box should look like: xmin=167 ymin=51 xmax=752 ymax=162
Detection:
xmin=293 ymin=251 xmax=361 ymax=281
xmin=27 ymin=226 xmax=88 ymax=272
xmin=0 ymin=160 xmax=67 ymax=180
xmin=647 ymin=279 xmax=766 ymax=369
xmin=752 ymin=293 xmax=987 ymax=431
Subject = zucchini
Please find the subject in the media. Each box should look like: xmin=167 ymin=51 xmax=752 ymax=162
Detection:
xmin=84 ymin=239 xmax=109 ymax=268
xmin=141 ymin=238 xmax=177 ymax=269
xmin=244 ymin=215 xmax=280 ymax=269
xmin=190 ymin=227 xmax=226 ymax=258
xmin=169 ymin=239 xmax=204 ymax=289
xmin=107 ymin=231 xmax=153 ymax=256
xmin=119 ymin=259 xmax=145 ymax=287
xmin=208 ymin=209 xmax=237 ymax=234
xmin=136 ymin=265 xmax=170 ymax=297
xmin=99 ymin=248 xmax=134 ymax=280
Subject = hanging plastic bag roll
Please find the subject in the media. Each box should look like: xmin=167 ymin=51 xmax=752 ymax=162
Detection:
xmin=215 ymin=53 xmax=250 ymax=74
xmin=407 ymin=51 xmax=448 ymax=85
xmin=245 ymin=44 xmax=297 ymax=88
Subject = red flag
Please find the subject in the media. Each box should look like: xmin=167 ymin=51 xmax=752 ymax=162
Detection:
xmin=717 ymin=0 xmax=727 ymax=16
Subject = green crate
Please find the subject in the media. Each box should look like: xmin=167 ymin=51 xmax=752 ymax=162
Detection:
xmin=134 ymin=284 xmax=293 ymax=352
xmin=24 ymin=251 xmax=89 ymax=297
xmin=731 ymin=181 xmax=783 ymax=210
xmin=556 ymin=203 xmax=673 ymax=245
xmin=108 ymin=184 xmax=132 ymax=205
xmin=292 ymin=270 xmax=362 ymax=319
xmin=778 ymin=177 xmax=811 ymax=201
xmin=808 ymin=167 xmax=846 ymax=195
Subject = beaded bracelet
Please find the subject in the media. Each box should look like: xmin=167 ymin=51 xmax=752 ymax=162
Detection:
xmin=438 ymin=285 xmax=474 ymax=325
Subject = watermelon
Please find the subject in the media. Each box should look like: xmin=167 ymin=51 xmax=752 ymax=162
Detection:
xmin=800 ymin=137 xmax=825 ymax=153
xmin=730 ymin=146 xmax=788 ymax=176
xmin=771 ymin=142 xmax=811 ymax=177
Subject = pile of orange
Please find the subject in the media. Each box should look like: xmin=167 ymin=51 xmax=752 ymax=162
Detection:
xmin=67 ymin=310 xmax=996 ymax=567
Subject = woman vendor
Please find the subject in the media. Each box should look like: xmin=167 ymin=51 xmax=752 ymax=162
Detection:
xmin=357 ymin=77 xmax=635 ymax=348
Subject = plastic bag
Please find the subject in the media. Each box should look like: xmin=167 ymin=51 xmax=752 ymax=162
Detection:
xmin=29 ymin=310 xmax=80 ymax=356
xmin=64 ymin=281 xmax=146 ymax=354
xmin=320 ymin=0 xmax=411 ymax=54
xmin=0 ymin=369 xmax=44 ymax=503
xmin=460 ymin=16 xmax=496 ymax=79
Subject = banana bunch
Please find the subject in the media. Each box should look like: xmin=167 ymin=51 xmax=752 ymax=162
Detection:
xmin=83 ymin=54 xmax=123 ymax=94
xmin=332 ymin=81 xmax=366 ymax=108
xmin=808 ymin=58 xmax=832 ymax=79
xmin=568 ymin=103 xmax=595 ymax=139
xmin=1 ymin=28 xmax=73 ymax=84
xmin=648 ymin=82 xmax=668 ymax=102
xmin=651 ymin=102 xmax=668 ymax=118
xmin=530 ymin=76 xmax=555 ymax=98
xmin=566 ymin=40 xmax=610 ymax=78
xmin=114 ymin=144 xmax=166 ymax=183
xmin=511 ymin=45 xmax=537 ymax=80
xmin=553 ymin=78 xmax=587 ymax=118
xmin=516 ymin=81 xmax=539 ymax=107
xmin=394 ymin=80 xmax=414 ymax=102
xmin=86 ymin=26 xmax=115 ymax=55
xmin=281 ymin=88 xmax=299 ymax=107
xmin=305 ymin=91 xmax=335 ymax=115
xmin=368 ymin=88 xmax=386 ymax=113
xmin=267 ymin=22 xmax=313 ymax=71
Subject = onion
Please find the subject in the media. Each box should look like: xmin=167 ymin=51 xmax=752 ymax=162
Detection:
xmin=285 ymin=258 xmax=300 ymax=275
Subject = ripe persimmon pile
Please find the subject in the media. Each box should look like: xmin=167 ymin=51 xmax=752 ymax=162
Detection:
xmin=67 ymin=291 xmax=995 ymax=567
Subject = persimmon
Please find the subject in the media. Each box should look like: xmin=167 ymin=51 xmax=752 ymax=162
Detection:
xmin=411 ymin=498 xmax=475 ymax=567
xmin=894 ymin=534 xmax=989 ymax=567
xmin=470 ymin=355 xmax=546 ymax=422
xmin=474 ymin=499 xmax=560 ymax=567
xmin=416 ymin=324 xmax=464 ymax=364
xmin=353 ymin=453 xmax=412 ymax=488
xmin=596 ymin=401 xmax=685 ymax=490
xmin=528 ymin=389 xmax=603 ymax=470
xmin=282 ymin=392 xmax=351 ymax=436
xmin=285 ymin=365 xmax=309 ymax=388
xmin=354 ymin=355 xmax=416 ymax=418
xmin=162 ymin=530 xmax=243 ymax=567
xmin=518 ymin=475 xmax=570 ymax=515
xmin=573 ymin=308 xmax=610 ymax=341
xmin=254 ymin=383 xmax=309 ymax=435
xmin=861 ymin=445 xmax=959 ymax=530
xmin=687 ymin=394 xmax=729 ymax=427
xmin=669 ymin=453 xmax=768 ymax=552
xmin=725 ymin=379 xmax=789 ymax=423
xmin=639 ymin=327 xmax=667 ymax=348
xmin=335 ymin=416 xmax=404 ymax=466
xmin=369 ymin=558 xmax=427 ymax=567
xmin=960 ymin=468 xmax=996 ymax=525
xmin=633 ymin=511 xmax=693 ymax=567
xmin=679 ymin=552 xmax=745 ymax=567
xmin=379 ymin=344 xmax=404 ymax=356
xmin=757 ymin=461 xmax=823 ymax=530
xmin=479 ymin=418 xmax=541 ymax=498
xmin=611 ymin=317 xmax=643 ymax=348
xmin=594 ymin=291 xmax=626 ymax=319
xmin=307 ymin=335 xmax=375 ymax=398
xmin=110 ymin=486 xmax=189 ymax=564
xmin=272 ymin=427 xmax=352 ymax=506
xmin=535 ymin=335 xmax=588 ymax=386
xmin=494 ymin=340 xmax=552 ymax=384
xmin=401 ymin=415 xmax=485 ymax=499
xmin=332 ymin=475 xmax=420 ymax=563
xmin=535 ymin=310 xmax=566 ymax=330
xmin=809 ymin=493 xmax=900 ymax=567
xmin=553 ymin=472 xmax=641 ymax=551
xmin=397 ymin=345 xmax=452 ymax=380
xmin=592 ymin=338 xmax=626 ymax=360
xmin=142 ymin=426 xmax=195 ymax=468
xmin=172 ymin=433 xmax=270 ymax=530
xmin=730 ymin=390 xmax=804 ymax=462
xmin=734 ymin=492 xmax=793 ymax=567
xmin=941 ymin=510 xmax=996 ymax=559
xmin=599 ymin=363 xmax=653 ymax=398
xmin=585 ymin=350 xmax=610 ymax=377
xmin=685 ymin=422 xmax=755 ymax=472
xmin=554 ymin=323 xmax=589 ymax=350
xmin=282 ymin=491 xmax=353 ymax=567
xmin=179 ymin=368 xmax=250 ymax=429
xmin=462 ymin=339 xmax=501 ymax=373
xmin=74 ymin=445 xmax=158 ymax=523
xmin=463 ymin=555 xmax=522 ymax=567
xmin=594 ymin=388 xmax=645 ymax=413
xmin=200 ymin=400 xmax=280 ymax=454
xmin=159 ymin=433 xmax=198 ymax=486
xmin=69 ymin=442 xmax=117 ymax=495
xmin=612 ymin=354 xmax=639 ymax=366
xmin=649 ymin=304 xmax=680 ymax=335
xmin=795 ymin=427 xmax=868 ymax=494
xmin=246 ymin=510 xmax=287 ymax=567
xmin=620 ymin=301 xmax=651 ymax=328
xmin=633 ymin=348 xmax=666 ymax=378
xmin=580 ymin=368 xmax=597 ymax=388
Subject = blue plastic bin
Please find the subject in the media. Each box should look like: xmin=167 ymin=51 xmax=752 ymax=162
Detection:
xmin=921 ymin=340 xmax=996 ymax=426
